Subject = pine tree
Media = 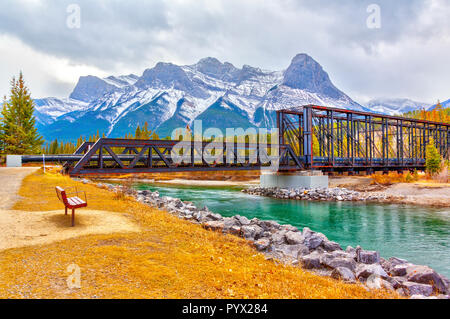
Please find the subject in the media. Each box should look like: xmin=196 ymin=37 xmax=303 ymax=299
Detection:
xmin=425 ymin=138 xmax=441 ymax=175
xmin=0 ymin=73 xmax=43 ymax=154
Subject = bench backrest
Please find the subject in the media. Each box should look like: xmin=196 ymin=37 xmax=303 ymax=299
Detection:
xmin=55 ymin=186 xmax=69 ymax=206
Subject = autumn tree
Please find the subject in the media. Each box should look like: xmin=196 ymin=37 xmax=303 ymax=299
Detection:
xmin=425 ymin=138 xmax=441 ymax=175
xmin=0 ymin=73 xmax=43 ymax=154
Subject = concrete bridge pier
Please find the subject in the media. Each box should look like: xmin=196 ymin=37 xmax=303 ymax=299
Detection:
xmin=260 ymin=171 xmax=329 ymax=189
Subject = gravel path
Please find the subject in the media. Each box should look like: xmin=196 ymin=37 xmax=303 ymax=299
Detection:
xmin=0 ymin=168 xmax=39 ymax=210
xmin=0 ymin=168 xmax=140 ymax=250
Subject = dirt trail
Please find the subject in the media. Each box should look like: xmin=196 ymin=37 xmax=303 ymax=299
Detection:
xmin=0 ymin=168 xmax=140 ymax=250
xmin=0 ymin=168 xmax=39 ymax=210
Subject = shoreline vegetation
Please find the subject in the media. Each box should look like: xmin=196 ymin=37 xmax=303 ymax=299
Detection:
xmin=0 ymin=168 xmax=399 ymax=299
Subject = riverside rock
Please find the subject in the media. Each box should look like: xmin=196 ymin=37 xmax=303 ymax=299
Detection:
xmin=389 ymin=263 xmax=412 ymax=277
xmin=254 ymin=238 xmax=271 ymax=251
xmin=405 ymin=265 xmax=448 ymax=294
xmin=402 ymin=282 xmax=434 ymax=297
xmin=240 ymin=225 xmax=264 ymax=241
xmin=285 ymin=231 xmax=304 ymax=245
xmin=274 ymin=244 xmax=309 ymax=260
xmin=356 ymin=246 xmax=380 ymax=264
xmin=322 ymin=240 xmax=342 ymax=252
xmin=303 ymin=227 xmax=325 ymax=249
xmin=234 ymin=215 xmax=251 ymax=226
xmin=356 ymin=264 xmax=388 ymax=279
xmin=202 ymin=220 xmax=224 ymax=231
xmin=331 ymin=267 xmax=356 ymax=283
xmin=320 ymin=254 xmax=357 ymax=272
xmin=271 ymin=230 xmax=287 ymax=245
xmin=300 ymin=252 xmax=322 ymax=269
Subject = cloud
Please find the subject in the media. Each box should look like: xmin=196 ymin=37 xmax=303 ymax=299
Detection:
xmin=0 ymin=0 xmax=449 ymax=103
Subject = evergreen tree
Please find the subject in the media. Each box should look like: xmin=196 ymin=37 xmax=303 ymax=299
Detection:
xmin=425 ymin=138 xmax=441 ymax=175
xmin=0 ymin=73 xmax=43 ymax=154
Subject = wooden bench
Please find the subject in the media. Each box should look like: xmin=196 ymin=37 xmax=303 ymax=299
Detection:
xmin=55 ymin=186 xmax=88 ymax=226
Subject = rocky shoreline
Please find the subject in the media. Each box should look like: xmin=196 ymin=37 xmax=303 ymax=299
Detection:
xmin=91 ymin=180 xmax=450 ymax=299
xmin=243 ymin=186 xmax=388 ymax=202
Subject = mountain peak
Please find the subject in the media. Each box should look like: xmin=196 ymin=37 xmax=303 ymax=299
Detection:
xmin=282 ymin=53 xmax=343 ymax=99
xmin=69 ymin=75 xmax=118 ymax=103
xmin=136 ymin=62 xmax=208 ymax=98
xmin=194 ymin=57 xmax=239 ymax=82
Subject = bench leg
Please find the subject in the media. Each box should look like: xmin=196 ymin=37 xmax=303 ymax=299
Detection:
xmin=71 ymin=209 xmax=75 ymax=227
xmin=65 ymin=207 xmax=67 ymax=215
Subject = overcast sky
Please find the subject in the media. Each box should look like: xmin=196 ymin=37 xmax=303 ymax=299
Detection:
xmin=0 ymin=0 xmax=449 ymax=104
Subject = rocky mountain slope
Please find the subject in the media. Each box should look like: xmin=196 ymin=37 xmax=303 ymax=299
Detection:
xmin=34 ymin=54 xmax=371 ymax=142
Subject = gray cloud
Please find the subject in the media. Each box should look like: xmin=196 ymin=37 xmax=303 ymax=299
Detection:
xmin=0 ymin=0 xmax=449 ymax=103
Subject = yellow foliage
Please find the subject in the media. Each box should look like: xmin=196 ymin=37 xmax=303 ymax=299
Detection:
xmin=0 ymin=169 xmax=399 ymax=299
xmin=370 ymin=171 xmax=420 ymax=186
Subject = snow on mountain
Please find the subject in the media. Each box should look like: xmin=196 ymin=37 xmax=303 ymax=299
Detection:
xmin=36 ymin=53 xmax=368 ymax=142
xmin=34 ymin=97 xmax=89 ymax=125
xmin=366 ymin=98 xmax=432 ymax=115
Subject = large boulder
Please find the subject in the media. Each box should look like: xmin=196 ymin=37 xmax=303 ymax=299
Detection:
xmin=205 ymin=212 xmax=223 ymax=221
xmin=254 ymin=238 xmax=271 ymax=251
xmin=406 ymin=265 xmax=448 ymax=294
xmin=222 ymin=217 xmax=240 ymax=231
xmin=331 ymin=267 xmax=356 ymax=283
xmin=240 ymin=225 xmax=264 ymax=241
xmin=233 ymin=215 xmax=251 ymax=226
xmin=322 ymin=240 xmax=343 ymax=252
xmin=271 ymin=230 xmax=288 ymax=245
xmin=302 ymin=227 xmax=326 ymax=250
xmin=203 ymin=220 xmax=225 ymax=231
xmin=356 ymin=246 xmax=380 ymax=264
xmin=274 ymin=244 xmax=309 ymax=260
xmin=285 ymin=231 xmax=304 ymax=245
xmin=389 ymin=263 xmax=412 ymax=277
xmin=401 ymin=281 xmax=434 ymax=297
xmin=355 ymin=264 xmax=388 ymax=279
xmin=300 ymin=252 xmax=322 ymax=269
xmin=320 ymin=254 xmax=357 ymax=272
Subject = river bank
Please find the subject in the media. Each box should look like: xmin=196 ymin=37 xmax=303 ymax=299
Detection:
xmin=94 ymin=180 xmax=450 ymax=299
xmin=1 ymin=168 xmax=397 ymax=299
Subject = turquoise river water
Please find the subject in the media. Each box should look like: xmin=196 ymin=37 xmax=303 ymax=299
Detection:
xmin=135 ymin=183 xmax=450 ymax=278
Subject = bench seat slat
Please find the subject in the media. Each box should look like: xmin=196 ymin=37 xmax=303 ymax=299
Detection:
xmin=67 ymin=196 xmax=86 ymax=207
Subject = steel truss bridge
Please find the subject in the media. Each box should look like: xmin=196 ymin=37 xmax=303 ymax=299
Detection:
xmin=21 ymin=105 xmax=449 ymax=176
xmin=278 ymin=105 xmax=449 ymax=173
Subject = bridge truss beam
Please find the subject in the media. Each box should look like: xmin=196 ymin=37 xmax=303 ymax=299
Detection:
xmin=277 ymin=105 xmax=450 ymax=173
xmin=67 ymin=138 xmax=303 ymax=176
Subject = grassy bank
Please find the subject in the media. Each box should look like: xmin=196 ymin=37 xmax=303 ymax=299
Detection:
xmin=0 ymin=169 xmax=398 ymax=299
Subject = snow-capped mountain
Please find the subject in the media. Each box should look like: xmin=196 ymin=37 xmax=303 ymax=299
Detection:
xmin=366 ymin=98 xmax=432 ymax=115
xmin=35 ymin=53 xmax=368 ymax=142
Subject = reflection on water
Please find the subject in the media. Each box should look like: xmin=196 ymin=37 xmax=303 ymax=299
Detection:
xmin=135 ymin=183 xmax=450 ymax=277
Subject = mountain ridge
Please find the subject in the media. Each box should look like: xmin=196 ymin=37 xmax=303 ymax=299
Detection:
xmin=34 ymin=53 xmax=409 ymax=143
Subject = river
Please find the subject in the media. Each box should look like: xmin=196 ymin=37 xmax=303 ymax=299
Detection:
xmin=134 ymin=182 xmax=450 ymax=278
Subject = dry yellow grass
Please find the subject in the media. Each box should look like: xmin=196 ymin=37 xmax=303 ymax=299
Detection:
xmin=0 ymin=169 xmax=399 ymax=299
